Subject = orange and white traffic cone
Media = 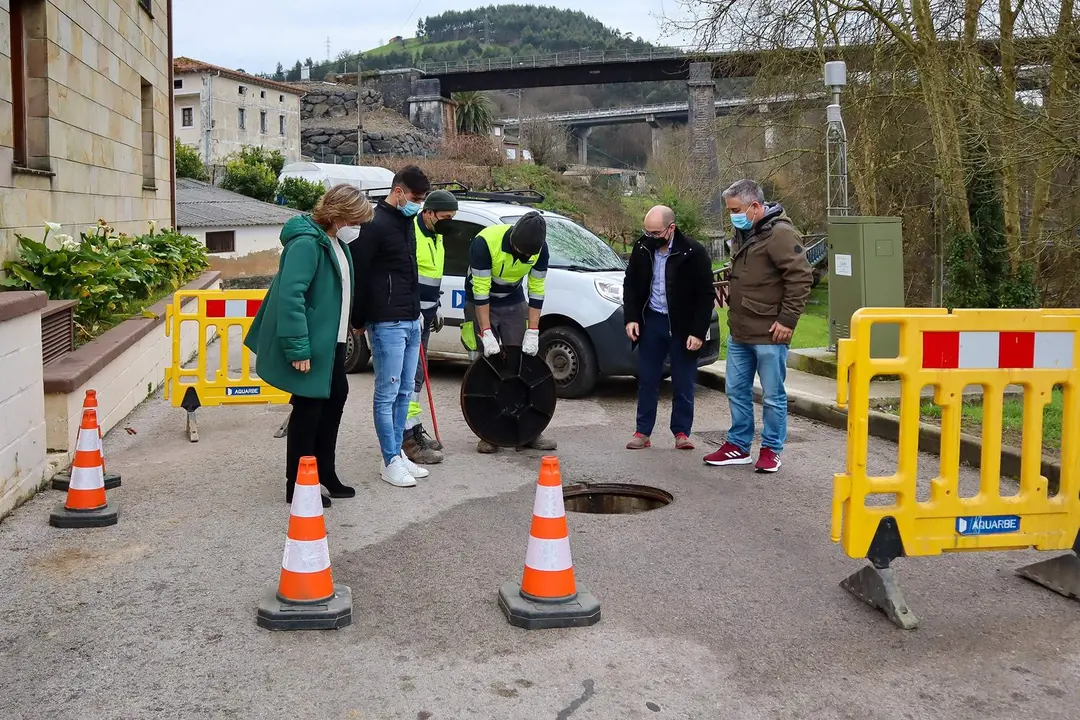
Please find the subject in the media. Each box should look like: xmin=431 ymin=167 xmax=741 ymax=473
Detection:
xmin=51 ymin=390 xmax=121 ymax=492
xmin=257 ymin=456 xmax=352 ymax=631
xmin=49 ymin=409 xmax=119 ymax=528
xmin=498 ymin=456 xmax=601 ymax=629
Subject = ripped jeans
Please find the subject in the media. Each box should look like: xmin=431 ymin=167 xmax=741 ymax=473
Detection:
xmin=368 ymin=317 xmax=422 ymax=465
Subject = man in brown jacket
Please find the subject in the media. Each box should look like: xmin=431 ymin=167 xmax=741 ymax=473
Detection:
xmin=704 ymin=179 xmax=813 ymax=473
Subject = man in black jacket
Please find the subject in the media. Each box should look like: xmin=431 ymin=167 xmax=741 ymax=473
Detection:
xmin=622 ymin=205 xmax=715 ymax=451
xmin=350 ymin=165 xmax=432 ymax=489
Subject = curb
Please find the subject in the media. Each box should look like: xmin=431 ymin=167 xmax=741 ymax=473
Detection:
xmin=695 ymin=366 xmax=1061 ymax=494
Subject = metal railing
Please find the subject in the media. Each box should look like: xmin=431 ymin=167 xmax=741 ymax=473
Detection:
xmin=499 ymin=92 xmax=826 ymax=126
xmin=419 ymin=46 xmax=700 ymax=74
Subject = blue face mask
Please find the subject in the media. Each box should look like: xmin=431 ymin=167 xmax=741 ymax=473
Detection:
xmin=401 ymin=200 xmax=421 ymax=217
xmin=730 ymin=212 xmax=754 ymax=231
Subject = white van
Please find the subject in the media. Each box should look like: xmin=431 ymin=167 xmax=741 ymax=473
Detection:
xmin=344 ymin=197 xmax=722 ymax=398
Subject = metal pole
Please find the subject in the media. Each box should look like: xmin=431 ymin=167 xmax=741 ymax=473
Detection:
xmin=357 ymin=54 xmax=364 ymax=162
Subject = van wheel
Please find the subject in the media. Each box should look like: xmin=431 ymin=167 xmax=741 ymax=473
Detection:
xmin=540 ymin=326 xmax=598 ymax=399
xmin=344 ymin=327 xmax=371 ymax=374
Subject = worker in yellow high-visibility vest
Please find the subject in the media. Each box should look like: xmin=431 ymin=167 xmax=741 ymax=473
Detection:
xmin=402 ymin=190 xmax=458 ymax=466
xmin=462 ymin=210 xmax=558 ymax=454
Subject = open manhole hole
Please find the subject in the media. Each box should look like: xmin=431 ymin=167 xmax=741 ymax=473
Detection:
xmin=563 ymin=483 xmax=672 ymax=515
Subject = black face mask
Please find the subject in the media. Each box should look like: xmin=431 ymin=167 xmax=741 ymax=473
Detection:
xmin=433 ymin=219 xmax=452 ymax=235
xmin=642 ymin=233 xmax=668 ymax=250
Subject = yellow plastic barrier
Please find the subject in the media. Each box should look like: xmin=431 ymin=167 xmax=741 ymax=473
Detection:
xmin=831 ymin=308 xmax=1080 ymax=628
xmin=164 ymin=289 xmax=290 ymax=441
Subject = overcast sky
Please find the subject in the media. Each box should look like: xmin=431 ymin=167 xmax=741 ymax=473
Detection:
xmin=173 ymin=0 xmax=695 ymax=74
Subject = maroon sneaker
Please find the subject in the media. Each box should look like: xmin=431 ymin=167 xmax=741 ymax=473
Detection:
xmin=703 ymin=442 xmax=752 ymax=466
xmin=755 ymin=448 xmax=782 ymax=473
xmin=626 ymin=433 xmax=651 ymax=450
xmin=674 ymin=433 xmax=695 ymax=450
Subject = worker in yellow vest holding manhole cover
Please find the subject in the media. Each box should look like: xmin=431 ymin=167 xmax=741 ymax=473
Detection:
xmin=462 ymin=210 xmax=558 ymax=454
xmin=402 ymin=190 xmax=458 ymax=466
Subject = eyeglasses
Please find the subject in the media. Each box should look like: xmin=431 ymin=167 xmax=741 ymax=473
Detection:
xmin=643 ymin=227 xmax=669 ymax=239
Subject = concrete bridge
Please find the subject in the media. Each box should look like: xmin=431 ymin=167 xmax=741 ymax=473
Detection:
xmin=352 ymin=38 xmax=1050 ymax=209
xmin=499 ymin=93 xmax=824 ymax=165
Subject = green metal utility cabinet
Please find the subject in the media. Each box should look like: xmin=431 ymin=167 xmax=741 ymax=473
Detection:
xmin=827 ymin=216 xmax=904 ymax=358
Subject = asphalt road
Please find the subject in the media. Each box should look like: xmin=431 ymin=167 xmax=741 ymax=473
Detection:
xmin=0 ymin=358 xmax=1078 ymax=720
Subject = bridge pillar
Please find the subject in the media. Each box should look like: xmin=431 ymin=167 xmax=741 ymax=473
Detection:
xmin=687 ymin=62 xmax=720 ymax=213
xmin=408 ymin=78 xmax=456 ymax=138
xmin=571 ymin=126 xmax=593 ymax=166
xmin=759 ymin=104 xmax=777 ymax=152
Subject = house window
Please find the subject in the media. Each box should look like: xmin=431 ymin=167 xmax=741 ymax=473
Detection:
xmin=10 ymin=0 xmax=50 ymax=172
xmin=279 ymin=94 xmax=284 ymax=102
xmin=205 ymin=231 xmax=236 ymax=254
xmin=140 ymin=78 xmax=155 ymax=187
xmin=260 ymin=90 xmax=266 ymax=99
xmin=174 ymin=78 xmax=183 ymax=89
xmin=138 ymin=0 xmax=152 ymax=16
xmin=279 ymin=115 xmax=286 ymax=135
xmin=260 ymin=110 xmax=267 ymax=134
xmin=238 ymin=108 xmax=246 ymax=130
xmin=238 ymin=85 xmax=247 ymax=95
xmin=181 ymin=107 xmax=194 ymax=127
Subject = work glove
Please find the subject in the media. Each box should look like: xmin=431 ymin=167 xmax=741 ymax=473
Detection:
xmin=523 ymin=328 xmax=540 ymax=356
xmin=481 ymin=328 xmax=501 ymax=357
xmin=433 ymin=310 xmax=444 ymax=333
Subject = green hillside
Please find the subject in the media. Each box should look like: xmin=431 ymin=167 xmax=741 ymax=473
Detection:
xmin=271 ymin=5 xmax=685 ymax=168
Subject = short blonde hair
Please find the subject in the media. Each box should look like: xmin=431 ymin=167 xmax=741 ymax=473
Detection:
xmin=312 ymin=183 xmax=374 ymax=229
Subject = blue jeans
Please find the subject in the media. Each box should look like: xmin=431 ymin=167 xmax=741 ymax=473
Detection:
xmin=636 ymin=308 xmax=696 ymax=437
xmin=368 ymin=317 xmax=422 ymax=465
xmin=725 ymin=341 xmax=788 ymax=453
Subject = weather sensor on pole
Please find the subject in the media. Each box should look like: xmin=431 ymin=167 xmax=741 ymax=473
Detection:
xmin=824 ymin=61 xmax=849 ymax=217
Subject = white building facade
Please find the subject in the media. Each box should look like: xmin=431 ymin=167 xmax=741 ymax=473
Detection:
xmin=173 ymin=57 xmax=303 ymax=166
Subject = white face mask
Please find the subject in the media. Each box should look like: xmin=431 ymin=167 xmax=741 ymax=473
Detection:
xmin=336 ymin=226 xmax=360 ymax=244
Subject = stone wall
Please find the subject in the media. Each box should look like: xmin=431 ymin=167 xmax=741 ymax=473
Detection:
xmin=687 ymin=62 xmax=721 ymax=215
xmin=301 ymin=87 xmax=383 ymax=121
xmin=329 ymin=69 xmax=423 ymax=118
xmin=301 ymin=127 xmax=439 ymax=160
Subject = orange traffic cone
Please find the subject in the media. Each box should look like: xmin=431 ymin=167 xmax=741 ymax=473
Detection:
xmin=49 ymin=409 xmax=119 ymax=528
xmin=51 ymin=390 xmax=121 ymax=491
xmin=498 ymin=456 xmax=600 ymax=629
xmin=257 ymin=456 xmax=352 ymax=630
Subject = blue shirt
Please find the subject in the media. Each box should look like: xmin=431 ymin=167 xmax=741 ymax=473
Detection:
xmin=648 ymin=245 xmax=670 ymax=313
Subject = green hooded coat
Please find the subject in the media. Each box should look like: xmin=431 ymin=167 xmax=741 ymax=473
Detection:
xmin=244 ymin=215 xmax=355 ymax=399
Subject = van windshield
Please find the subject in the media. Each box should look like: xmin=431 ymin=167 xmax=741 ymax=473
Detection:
xmin=501 ymin=215 xmax=626 ymax=272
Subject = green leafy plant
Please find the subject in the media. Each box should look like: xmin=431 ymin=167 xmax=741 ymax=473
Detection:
xmin=174 ymin=139 xmax=208 ymax=181
xmin=1 ymin=221 xmax=209 ymax=343
xmin=219 ymin=145 xmax=286 ymax=203
xmin=220 ymin=157 xmax=277 ymax=203
xmin=277 ymin=176 xmax=325 ymax=211
xmin=453 ymin=91 xmax=494 ymax=135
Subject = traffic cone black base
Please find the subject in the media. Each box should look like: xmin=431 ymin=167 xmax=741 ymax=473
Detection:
xmin=51 ymin=470 xmax=121 ymax=492
xmin=498 ymin=581 xmax=600 ymax=630
xmin=49 ymin=502 xmax=119 ymax=529
xmin=257 ymin=584 xmax=353 ymax=631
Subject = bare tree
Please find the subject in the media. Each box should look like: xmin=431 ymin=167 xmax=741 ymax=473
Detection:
xmin=521 ymin=118 xmax=570 ymax=169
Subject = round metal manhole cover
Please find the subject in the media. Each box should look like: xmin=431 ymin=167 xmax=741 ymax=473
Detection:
xmin=563 ymin=483 xmax=673 ymax=515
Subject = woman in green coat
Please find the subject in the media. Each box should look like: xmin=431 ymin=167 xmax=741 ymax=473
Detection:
xmin=245 ymin=184 xmax=373 ymax=507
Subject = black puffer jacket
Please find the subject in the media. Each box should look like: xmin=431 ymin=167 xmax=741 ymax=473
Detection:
xmin=622 ymin=228 xmax=715 ymax=348
xmin=350 ymin=200 xmax=420 ymax=328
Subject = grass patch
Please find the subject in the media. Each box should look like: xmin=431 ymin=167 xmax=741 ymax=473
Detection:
xmin=363 ymin=38 xmax=466 ymax=58
xmin=716 ymin=280 xmax=830 ymax=359
xmin=914 ymin=388 xmax=1063 ymax=451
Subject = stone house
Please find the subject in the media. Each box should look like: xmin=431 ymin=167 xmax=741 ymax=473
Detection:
xmin=0 ymin=0 xmax=178 ymax=520
xmin=173 ymin=57 xmax=303 ymax=167
xmin=1 ymin=0 xmax=175 ymax=265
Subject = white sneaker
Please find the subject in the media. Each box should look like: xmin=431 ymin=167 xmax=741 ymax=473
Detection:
xmin=381 ymin=457 xmax=417 ymax=488
xmin=399 ymin=451 xmax=430 ymax=479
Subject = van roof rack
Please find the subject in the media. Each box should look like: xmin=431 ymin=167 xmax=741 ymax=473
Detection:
xmin=361 ymin=182 xmax=544 ymax=206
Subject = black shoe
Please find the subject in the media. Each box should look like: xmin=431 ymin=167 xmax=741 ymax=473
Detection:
xmin=286 ymin=482 xmax=332 ymax=507
xmin=321 ymin=477 xmax=356 ymax=499
xmin=415 ymin=423 xmax=443 ymax=452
